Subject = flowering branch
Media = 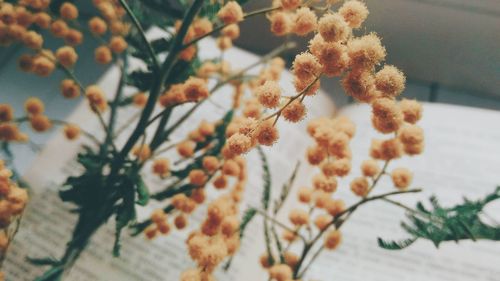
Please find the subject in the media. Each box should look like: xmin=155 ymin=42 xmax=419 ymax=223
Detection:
xmin=378 ymin=187 xmax=500 ymax=250
xmin=182 ymin=6 xmax=281 ymax=50
xmin=255 ymin=208 xmax=308 ymax=243
xmin=264 ymin=74 xmax=321 ymax=124
xmin=110 ymin=0 xmax=205 ymax=177
xmin=148 ymin=41 xmax=296 ymax=151
xmin=295 ymin=188 xmax=422 ymax=278
xmin=0 ymin=0 xmax=430 ymax=280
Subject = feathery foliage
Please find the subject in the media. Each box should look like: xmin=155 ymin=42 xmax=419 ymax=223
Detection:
xmin=257 ymin=147 xmax=275 ymax=266
xmin=379 ymin=187 xmax=500 ymax=250
xmin=273 ymin=161 xmax=300 ymax=215
xmin=257 ymin=146 xmax=272 ymax=210
xmin=222 ymin=207 xmax=258 ymax=271
xmin=239 ymin=208 xmax=257 ymax=239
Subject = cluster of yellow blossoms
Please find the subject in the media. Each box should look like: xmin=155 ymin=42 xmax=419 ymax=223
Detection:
xmin=261 ymin=111 xmax=423 ymax=279
xmin=143 ymin=118 xmax=250 ymax=280
xmin=0 ymin=0 xmax=128 ymax=77
xmin=134 ymin=0 xmax=425 ymax=279
xmin=0 ymin=0 xmax=128 ymax=121
xmin=0 ymin=160 xmax=28 ymax=279
xmin=214 ymin=0 xmax=377 ymax=160
xmin=1 ymin=0 xmax=425 ymax=279
xmin=0 ymin=96 xmax=81 ymax=145
xmin=0 ymin=97 xmax=48 ymax=143
xmin=244 ymin=0 xmax=423 ymax=280
xmin=0 ymin=0 xmax=129 ymax=145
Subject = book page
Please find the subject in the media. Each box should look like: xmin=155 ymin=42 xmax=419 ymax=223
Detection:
xmin=3 ymin=36 xmax=334 ymax=280
xmin=298 ymin=103 xmax=500 ymax=281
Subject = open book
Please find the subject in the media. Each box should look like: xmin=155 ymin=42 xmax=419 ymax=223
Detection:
xmin=4 ymin=40 xmax=500 ymax=280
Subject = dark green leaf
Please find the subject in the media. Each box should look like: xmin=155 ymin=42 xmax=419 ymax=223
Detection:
xmin=377 ymin=237 xmax=417 ymax=250
xmin=27 ymin=257 xmax=60 ymax=266
xmin=380 ymin=187 xmax=500 ymax=250
xmin=273 ymin=161 xmax=300 ymax=214
xmin=239 ymin=208 xmax=257 ymax=238
xmin=113 ymin=180 xmax=136 ymax=257
xmin=136 ymin=177 xmax=150 ymax=206
xmin=257 ymin=147 xmax=271 ymax=210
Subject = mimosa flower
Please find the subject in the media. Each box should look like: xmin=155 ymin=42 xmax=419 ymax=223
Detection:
xmin=217 ymin=2 xmax=244 ymax=24
xmin=152 ymin=158 xmax=170 ymax=177
xmin=318 ymin=13 xmax=350 ymax=43
xmin=269 ymin=264 xmax=293 ymax=281
xmin=361 ymin=159 xmax=379 ymax=177
xmin=60 ymin=79 xmax=80 ymax=99
xmin=339 ymin=0 xmax=369 ymax=28
xmin=297 ymin=187 xmax=313 ymax=203
xmin=222 ymin=24 xmax=240 ymax=39
xmin=269 ymin=11 xmax=292 ymax=36
xmin=255 ymin=120 xmax=279 ymax=146
xmin=109 ymin=36 xmax=127 ymax=54
xmin=375 ymin=65 xmax=406 ymax=98
xmin=399 ymin=99 xmax=423 ymax=124
xmin=56 ymin=46 xmax=78 ymax=68
xmin=50 ymin=20 xmax=68 ymax=38
xmin=255 ymin=80 xmax=281 ymax=108
xmin=59 ymin=2 xmax=78 ymax=20
xmin=347 ymin=33 xmax=386 ymax=69
xmin=292 ymin=7 xmax=317 ymax=36
xmin=29 ymin=114 xmax=52 ymax=132
xmin=282 ymin=100 xmax=306 ymax=122
xmin=63 ymin=124 xmax=80 ymax=140
xmin=64 ymin=29 xmax=83 ymax=46
xmin=280 ymin=0 xmax=302 ymax=10
xmin=398 ymin=125 xmax=424 ymax=146
xmin=24 ymin=97 xmax=44 ymax=115
xmin=350 ymin=176 xmax=369 ymax=197
xmin=324 ymin=229 xmax=342 ymax=249
xmin=95 ymin=45 xmax=112 ymax=64
xmin=85 ymin=85 xmax=107 ymax=112
xmin=189 ymin=169 xmax=207 ymax=186
xmin=89 ymin=17 xmax=107 ymax=35
xmin=289 ymin=208 xmax=309 ymax=225
xmin=391 ymin=167 xmax=413 ymax=189
xmin=132 ymin=144 xmax=151 ymax=162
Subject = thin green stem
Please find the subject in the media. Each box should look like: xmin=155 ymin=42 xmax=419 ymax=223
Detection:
xmin=149 ymin=108 xmax=172 ymax=150
xmin=103 ymin=55 xmax=128 ymax=157
xmin=50 ymin=119 xmax=100 ymax=145
xmin=151 ymin=165 xmax=222 ymax=201
xmin=110 ymin=0 xmax=205 ymax=178
xmin=214 ymin=41 xmax=296 ymax=92
xmin=151 ymin=141 xmax=179 ymax=157
xmin=381 ymin=198 xmax=415 ymax=212
xmin=114 ymin=110 xmax=141 ymax=137
xmin=117 ymin=0 xmax=160 ymax=71
xmin=295 ymin=188 xmax=422 ymax=278
xmin=264 ymin=74 xmax=321 ymax=122
xmin=255 ymin=209 xmax=307 ymax=243
xmin=182 ymin=6 xmax=281 ymax=49
xmin=294 ymin=162 xmax=390 ymax=278
xmin=54 ymin=63 xmax=114 ymax=150
xmin=148 ymin=42 xmax=295 ymax=152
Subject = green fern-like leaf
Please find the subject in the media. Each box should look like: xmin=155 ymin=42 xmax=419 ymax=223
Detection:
xmin=257 ymin=147 xmax=272 ymax=210
xmin=377 ymin=237 xmax=417 ymax=250
xmin=380 ymin=187 xmax=500 ymax=250
xmin=273 ymin=161 xmax=300 ymax=215
xmin=256 ymin=147 xmax=276 ymax=266
xmin=223 ymin=208 xmax=257 ymax=271
xmin=239 ymin=208 xmax=257 ymax=239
